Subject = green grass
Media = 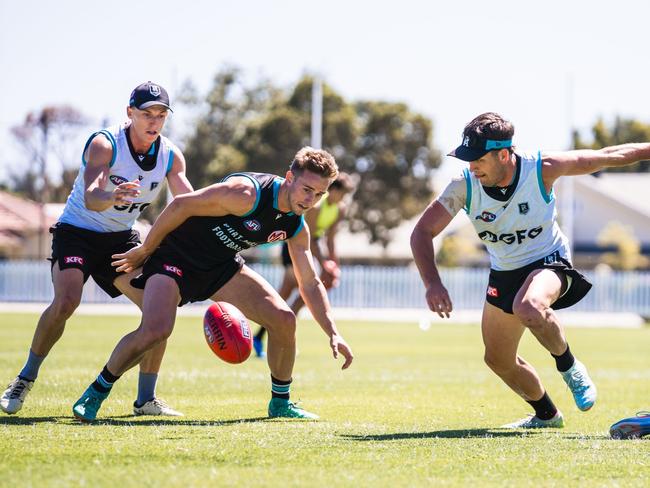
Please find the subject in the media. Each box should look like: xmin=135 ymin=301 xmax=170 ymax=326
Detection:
xmin=1 ymin=312 xmax=649 ymax=487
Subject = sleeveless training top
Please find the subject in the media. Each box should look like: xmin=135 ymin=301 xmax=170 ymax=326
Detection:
xmin=313 ymin=197 xmax=340 ymax=238
xmin=464 ymin=151 xmax=569 ymax=271
xmin=164 ymin=172 xmax=305 ymax=270
xmin=59 ymin=123 xmax=174 ymax=232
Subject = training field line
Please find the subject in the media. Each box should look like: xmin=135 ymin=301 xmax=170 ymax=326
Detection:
xmin=0 ymin=302 xmax=643 ymax=328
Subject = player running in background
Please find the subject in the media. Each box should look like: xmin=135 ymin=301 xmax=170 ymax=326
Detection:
xmin=72 ymin=147 xmax=354 ymax=422
xmin=1 ymin=82 xmax=193 ymax=417
xmin=410 ymin=112 xmax=650 ymax=428
xmin=252 ymin=172 xmax=355 ymax=358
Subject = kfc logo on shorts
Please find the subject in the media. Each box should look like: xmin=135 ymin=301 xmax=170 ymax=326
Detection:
xmin=163 ymin=264 xmax=183 ymax=277
xmin=64 ymin=256 xmax=84 ymax=265
xmin=267 ymin=230 xmax=287 ymax=243
xmin=486 ymin=286 xmax=499 ymax=298
xmin=244 ymin=219 xmax=261 ymax=232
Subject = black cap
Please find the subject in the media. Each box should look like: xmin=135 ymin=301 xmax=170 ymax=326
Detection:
xmin=448 ymin=132 xmax=512 ymax=162
xmin=129 ymin=81 xmax=173 ymax=112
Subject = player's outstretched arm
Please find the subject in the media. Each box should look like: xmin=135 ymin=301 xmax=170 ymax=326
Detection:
xmin=112 ymin=177 xmax=257 ymax=273
xmin=288 ymin=228 xmax=353 ymax=369
xmin=410 ymin=201 xmax=455 ymax=318
xmin=542 ymin=143 xmax=650 ymax=185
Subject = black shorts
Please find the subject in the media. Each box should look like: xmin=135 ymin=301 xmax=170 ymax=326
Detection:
xmin=130 ymin=243 xmax=244 ymax=306
xmin=486 ymin=251 xmax=592 ymax=314
xmin=49 ymin=222 xmax=140 ymax=298
xmin=280 ymin=242 xmax=292 ymax=267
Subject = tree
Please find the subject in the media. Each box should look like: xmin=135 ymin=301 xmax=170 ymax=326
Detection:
xmin=179 ymin=68 xmax=442 ymax=248
xmin=10 ymin=105 xmax=89 ymax=202
xmin=573 ymin=117 xmax=650 ymax=172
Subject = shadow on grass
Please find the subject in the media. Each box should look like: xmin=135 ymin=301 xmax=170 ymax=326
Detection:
xmin=341 ymin=428 xmax=600 ymax=440
xmin=0 ymin=415 xmax=270 ymax=427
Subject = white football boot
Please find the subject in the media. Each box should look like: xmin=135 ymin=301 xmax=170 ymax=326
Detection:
xmin=500 ymin=411 xmax=564 ymax=429
xmin=133 ymin=398 xmax=184 ymax=417
xmin=1 ymin=377 xmax=34 ymax=414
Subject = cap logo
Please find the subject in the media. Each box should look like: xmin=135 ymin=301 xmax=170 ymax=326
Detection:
xmin=462 ymin=136 xmax=470 ymax=147
xmin=149 ymin=84 xmax=161 ymax=97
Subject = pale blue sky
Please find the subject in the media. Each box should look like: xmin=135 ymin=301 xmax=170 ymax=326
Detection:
xmin=1 ymin=0 xmax=649 ymax=183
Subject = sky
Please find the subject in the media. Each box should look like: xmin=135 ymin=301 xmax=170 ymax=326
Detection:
xmin=1 ymin=0 xmax=649 ymax=184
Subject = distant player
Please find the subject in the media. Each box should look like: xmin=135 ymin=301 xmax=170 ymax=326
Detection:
xmin=411 ymin=112 xmax=650 ymax=428
xmin=72 ymin=147 xmax=354 ymax=422
xmin=1 ymin=82 xmax=193 ymax=417
xmin=253 ymin=172 xmax=355 ymax=358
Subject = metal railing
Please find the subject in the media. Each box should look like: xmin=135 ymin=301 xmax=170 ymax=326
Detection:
xmin=1 ymin=260 xmax=649 ymax=315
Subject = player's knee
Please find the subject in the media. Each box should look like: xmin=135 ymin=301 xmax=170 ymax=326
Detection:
xmin=512 ymin=298 xmax=545 ymax=327
xmin=51 ymin=294 xmax=81 ymax=319
xmin=266 ymin=309 xmax=296 ymax=337
xmin=139 ymin=321 xmax=174 ymax=347
xmin=484 ymin=351 xmax=513 ymax=376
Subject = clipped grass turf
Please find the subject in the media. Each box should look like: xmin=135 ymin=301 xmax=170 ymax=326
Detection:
xmin=1 ymin=312 xmax=649 ymax=487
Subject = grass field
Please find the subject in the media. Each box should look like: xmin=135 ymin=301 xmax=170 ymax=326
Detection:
xmin=1 ymin=312 xmax=649 ymax=487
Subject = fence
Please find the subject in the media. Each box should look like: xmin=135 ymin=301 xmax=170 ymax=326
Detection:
xmin=1 ymin=260 xmax=650 ymax=316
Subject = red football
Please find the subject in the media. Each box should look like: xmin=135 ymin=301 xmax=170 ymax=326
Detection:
xmin=203 ymin=302 xmax=252 ymax=364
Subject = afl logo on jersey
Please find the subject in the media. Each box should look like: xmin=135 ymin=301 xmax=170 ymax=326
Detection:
xmin=475 ymin=211 xmax=496 ymax=223
xmin=109 ymin=175 xmax=128 ymax=186
xmin=244 ymin=219 xmax=261 ymax=232
xmin=267 ymin=230 xmax=287 ymax=243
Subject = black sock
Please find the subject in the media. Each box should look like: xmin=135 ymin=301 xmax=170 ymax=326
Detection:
xmin=552 ymin=344 xmax=575 ymax=373
xmin=271 ymin=375 xmax=291 ymax=400
xmin=255 ymin=328 xmax=267 ymax=340
xmin=91 ymin=365 xmax=121 ymax=394
xmin=526 ymin=392 xmax=558 ymax=420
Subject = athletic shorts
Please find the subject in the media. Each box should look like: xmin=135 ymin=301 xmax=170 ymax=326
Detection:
xmin=130 ymin=243 xmax=244 ymax=306
xmin=49 ymin=222 xmax=140 ymax=298
xmin=486 ymin=250 xmax=592 ymax=314
xmin=280 ymin=242 xmax=292 ymax=267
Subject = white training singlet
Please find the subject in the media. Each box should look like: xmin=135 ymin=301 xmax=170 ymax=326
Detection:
xmin=59 ymin=123 xmax=175 ymax=232
xmin=438 ymin=151 xmax=570 ymax=271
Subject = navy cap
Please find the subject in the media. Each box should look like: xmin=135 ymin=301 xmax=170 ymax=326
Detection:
xmin=129 ymin=82 xmax=173 ymax=112
xmin=448 ymin=132 xmax=512 ymax=162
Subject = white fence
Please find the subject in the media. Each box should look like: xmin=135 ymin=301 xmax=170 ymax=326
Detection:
xmin=1 ymin=260 xmax=650 ymax=316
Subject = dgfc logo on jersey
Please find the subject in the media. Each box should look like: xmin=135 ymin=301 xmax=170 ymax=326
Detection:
xmin=267 ymin=230 xmax=287 ymax=243
xmin=518 ymin=202 xmax=530 ymax=215
xmin=244 ymin=219 xmax=261 ymax=232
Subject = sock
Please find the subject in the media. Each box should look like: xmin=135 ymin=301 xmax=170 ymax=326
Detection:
xmin=527 ymin=392 xmax=558 ymax=420
xmin=18 ymin=349 xmax=45 ymax=382
xmin=255 ymin=328 xmax=267 ymax=340
xmin=552 ymin=344 xmax=575 ymax=373
xmin=135 ymin=372 xmax=158 ymax=407
xmin=91 ymin=365 xmax=121 ymax=394
xmin=271 ymin=375 xmax=291 ymax=400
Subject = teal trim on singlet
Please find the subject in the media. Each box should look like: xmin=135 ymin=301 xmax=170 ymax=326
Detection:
xmin=166 ymin=149 xmax=174 ymax=174
xmin=292 ymin=215 xmax=305 ymax=238
xmin=273 ymin=177 xmax=295 ymax=216
xmin=536 ymin=151 xmax=553 ymax=203
xmin=81 ymin=130 xmax=116 ymax=167
xmin=462 ymin=168 xmax=472 ymax=214
xmin=148 ymin=142 xmax=156 ymax=155
xmin=223 ymin=173 xmax=261 ymax=217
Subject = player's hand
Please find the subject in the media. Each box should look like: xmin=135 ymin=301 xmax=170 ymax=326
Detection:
xmin=425 ymin=282 xmax=453 ymax=318
xmin=330 ymin=333 xmax=353 ymax=370
xmin=112 ymin=179 xmax=141 ymax=205
xmin=112 ymin=244 xmax=149 ymax=273
xmin=321 ymin=260 xmax=341 ymax=288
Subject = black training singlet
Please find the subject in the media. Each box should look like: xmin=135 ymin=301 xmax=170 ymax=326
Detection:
xmin=164 ymin=172 xmax=304 ymax=270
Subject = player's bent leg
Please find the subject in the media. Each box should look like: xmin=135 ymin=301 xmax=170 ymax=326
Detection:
xmin=2 ymin=265 xmax=84 ymax=415
xmin=482 ymin=303 xmax=545 ymax=401
xmin=212 ymin=266 xmax=317 ymax=420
